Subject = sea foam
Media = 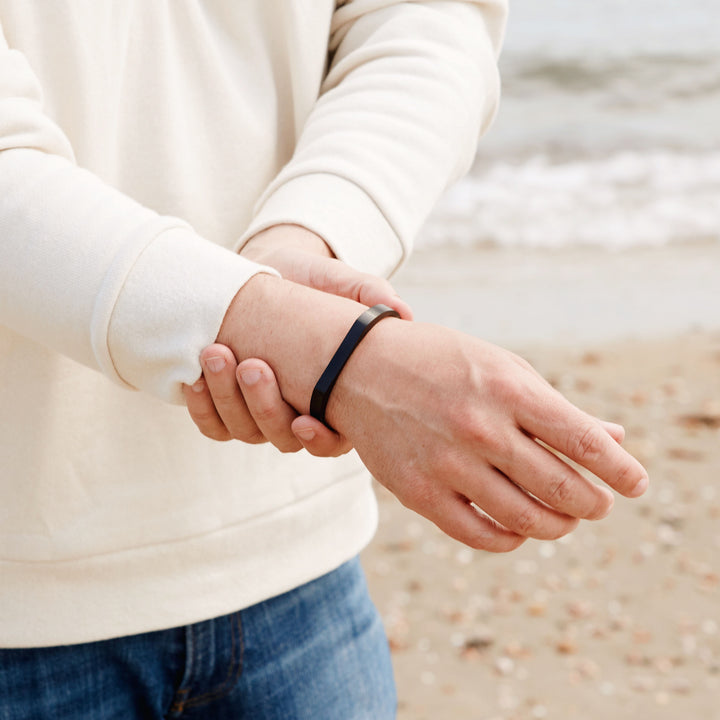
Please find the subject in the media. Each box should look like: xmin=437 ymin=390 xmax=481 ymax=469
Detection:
xmin=420 ymin=151 xmax=720 ymax=251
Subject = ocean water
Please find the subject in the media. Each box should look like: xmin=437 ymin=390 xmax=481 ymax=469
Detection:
xmin=419 ymin=0 xmax=720 ymax=250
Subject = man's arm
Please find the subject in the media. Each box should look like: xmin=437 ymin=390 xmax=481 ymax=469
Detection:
xmin=216 ymin=272 xmax=648 ymax=552
xmin=239 ymin=0 xmax=507 ymax=276
xmin=0 ymin=22 xmax=278 ymax=402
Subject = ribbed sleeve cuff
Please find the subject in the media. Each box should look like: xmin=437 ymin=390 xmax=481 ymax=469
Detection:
xmin=105 ymin=226 xmax=279 ymax=403
xmin=237 ymin=173 xmax=405 ymax=278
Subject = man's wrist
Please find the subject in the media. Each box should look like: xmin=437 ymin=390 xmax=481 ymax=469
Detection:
xmin=216 ymin=272 xmax=365 ymax=414
xmin=324 ymin=314 xmax=404 ymax=435
xmin=310 ymin=304 xmax=400 ymax=429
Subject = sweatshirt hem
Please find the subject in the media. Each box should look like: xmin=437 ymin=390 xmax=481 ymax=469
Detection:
xmin=0 ymin=474 xmax=378 ymax=648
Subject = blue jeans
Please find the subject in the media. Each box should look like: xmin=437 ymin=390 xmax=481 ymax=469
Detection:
xmin=0 ymin=558 xmax=396 ymax=719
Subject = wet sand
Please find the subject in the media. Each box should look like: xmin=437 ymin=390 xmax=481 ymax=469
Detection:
xmin=387 ymin=243 xmax=720 ymax=347
xmin=362 ymin=245 xmax=720 ymax=719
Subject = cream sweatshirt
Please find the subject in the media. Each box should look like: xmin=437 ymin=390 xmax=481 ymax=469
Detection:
xmin=0 ymin=0 xmax=506 ymax=647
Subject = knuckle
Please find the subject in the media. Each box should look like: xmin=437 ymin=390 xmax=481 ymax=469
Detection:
xmin=248 ymin=401 xmax=282 ymax=426
xmin=455 ymin=412 xmax=514 ymax=461
xmin=463 ymin=415 xmax=492 ymax=444
xmin=545 ymin=473 xmax=575 ymax=507
xmin=570 ymin=423 xmax=603 ymax=461
xmin=511 ymin=505 xmax=541 ymax=536
xmin=492 ymin=370 xmax=527 ymax=402
xmin=207 ymin=386 xmax=239 ymax=405
xmin=237 ymin=429 xmax=267 ymax=445
xmin=613 ymin=458 xmax=639 ymax=493
xmin=450 ymin=405 xmax=497 ymax=446
xmin=396 ymin=477 xmax=443 ymax=515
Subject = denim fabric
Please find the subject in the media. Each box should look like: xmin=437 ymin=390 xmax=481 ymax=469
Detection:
xmin=0 ymin=557 xmax=396 ymax=719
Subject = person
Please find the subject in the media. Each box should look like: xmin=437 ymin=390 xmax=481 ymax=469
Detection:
xmin=0 ymin=2 xmax=648 ymax=718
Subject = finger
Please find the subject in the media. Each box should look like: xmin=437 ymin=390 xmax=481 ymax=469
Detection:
xmin=528 ymin=419 xmax=625 ymax=450
xmin=492 ymin=433 xmax=614 ymax=521
xmin=200 ymin=345 xmax=265 ymax=444
xmin=518 ymin=390 xmax=648 ymax=498
xmin=599 ymin=420 xmax=625 ymax=443
xmin=237 ymin=359 xmax=302 ymax=453
xmin=421 ymin=490 xmax=526 ymax=553
xmin=291 ymin=416 xmax=354 ymax=457
xmin=459 ymin=462 xmax=581 ymax=539
xmin=303 ymin=256 xmax=414 ymax=321
xmin=344 ymin=273 xmax=414 ymax=321
xmin=259 ymin=247 xmax=414 ymax=320
xmin=358 ymin=287 xmax=414 ymax=321
xmin=182 ymin=377 xmax=232 ymax=441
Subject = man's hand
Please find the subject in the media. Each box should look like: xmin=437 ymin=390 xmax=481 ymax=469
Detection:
xmin=183 ymin=224 xmax=412 ymax=456
xmin=214 ymin=274 xmax=649 ymax=552
xmin=326 ymin=319 xmax=648 ymax=552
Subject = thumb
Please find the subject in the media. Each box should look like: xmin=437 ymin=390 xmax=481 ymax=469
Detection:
xmin=357 ymin=279 xmax=413 ymax=321
xmin=303 ymin=255 xmax=413 ymax=320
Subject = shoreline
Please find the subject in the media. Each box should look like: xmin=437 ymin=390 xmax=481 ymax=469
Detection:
xmin=390 ymin=242 xmax=720 ymax=349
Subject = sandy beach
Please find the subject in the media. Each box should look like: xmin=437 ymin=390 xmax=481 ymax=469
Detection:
xmin=362 ymin=245 xmax=720 ymax=719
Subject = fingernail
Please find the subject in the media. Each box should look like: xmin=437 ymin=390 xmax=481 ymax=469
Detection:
xmin=294 ymin=427 xmax=316 ymax=442
xmin=192 ymin=379 xmax=206 ymax=393
xmin=629 ymin=474 xmax=649 ymax=498
xmin=205 ymin=356 xmax=226 ymax=374
xmin=239 ymin=368 xmax=262 ymax=386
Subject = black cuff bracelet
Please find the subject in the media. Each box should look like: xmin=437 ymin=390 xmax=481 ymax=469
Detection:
xmin=309 ymin=304 xmax=400 ymax=429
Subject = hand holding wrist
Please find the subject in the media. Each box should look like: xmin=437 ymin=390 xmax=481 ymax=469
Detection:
xmin=216 ymin=273 xmax=366 ymax=415
xmin=186 ymin=223 xmax=410 ymax=456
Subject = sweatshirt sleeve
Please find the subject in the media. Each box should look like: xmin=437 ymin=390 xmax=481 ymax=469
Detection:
xmin=240 ymin=0 xmax=507 ymax=278
xmin=0 ymin=26 xmax=276 ymax=404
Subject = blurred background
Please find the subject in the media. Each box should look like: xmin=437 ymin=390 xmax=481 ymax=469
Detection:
xmin=393 ymin=0 xmax=720 ymax=345
xmin=363 ymin=1 xmax=720 ymax=718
